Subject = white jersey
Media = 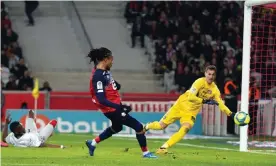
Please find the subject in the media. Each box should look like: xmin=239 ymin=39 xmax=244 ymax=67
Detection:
xmin=5 ymin=117 xmax=54 ymax=147
xmin=5 ymin=132 xmax=42 ymax=147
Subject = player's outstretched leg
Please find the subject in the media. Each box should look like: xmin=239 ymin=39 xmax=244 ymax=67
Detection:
xmin=144 ymin=121 xmax=167 ymax=131
xmin=39 ymin=120 xmax=57 ymax=142
xmin=86 ymin=125 xmax=122 ymax=156
xmin=145 ymin=108 xmax=175 ymax=132
xmin=156 ymin=123 xmax=191 ymax=154
xmin=123 ymin=115 xmax=157 ymax=158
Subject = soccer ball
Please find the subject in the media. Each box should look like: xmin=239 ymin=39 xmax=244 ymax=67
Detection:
xmin=234 ymin=112 xmax=250 ymax=126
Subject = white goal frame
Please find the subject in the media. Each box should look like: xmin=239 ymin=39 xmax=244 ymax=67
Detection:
xmin=241 ymin=0 xmax=276 ymax=152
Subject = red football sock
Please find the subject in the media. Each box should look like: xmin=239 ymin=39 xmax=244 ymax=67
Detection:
xmin=141 ymin=146 xmax=148 ymax=152
xmin=95 ymin=136 xmax=101 ymax=143
xmin=49 ymin=120 xmax=57 ymax=127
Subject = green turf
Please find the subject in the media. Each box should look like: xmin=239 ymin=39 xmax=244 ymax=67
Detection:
xmin=1 ymin=134 xmax=275 ymax=166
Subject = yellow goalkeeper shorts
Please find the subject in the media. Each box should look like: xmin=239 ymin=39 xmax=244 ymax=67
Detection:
xmin=160 ymin=107 xmax=196 ymax=126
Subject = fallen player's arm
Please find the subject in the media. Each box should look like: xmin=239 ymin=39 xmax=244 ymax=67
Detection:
xmin=214 ymin=88 xmax=233 ymax=117
xmin=2 ymin=114 xmax=11 ymax=143
xmin=92 ymin=74 xmax=121 ymax=110
xmin=40 ymin=143 xmax=65 ymax=148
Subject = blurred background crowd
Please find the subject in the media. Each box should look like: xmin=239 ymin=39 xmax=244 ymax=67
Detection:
xmin=124 ymin=1 xmax=275 ymax=97
xmin=1 ymin=1 xmax=275 ymax=98
xmin=1 ymin=2 xmax=51 ymax=92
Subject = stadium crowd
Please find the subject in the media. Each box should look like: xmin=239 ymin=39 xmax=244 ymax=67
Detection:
xmin=1 ymin=2 xmax=52 ymax=92
xmin=125 ymin=1 xmax=275 ymax=97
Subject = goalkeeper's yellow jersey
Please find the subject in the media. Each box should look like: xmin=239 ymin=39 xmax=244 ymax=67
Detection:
xmin=172 ymin=77 xmax=232 ymax=116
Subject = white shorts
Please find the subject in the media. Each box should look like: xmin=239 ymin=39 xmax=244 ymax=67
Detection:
xmin=25 ymin=118 xmax=53 ymax=144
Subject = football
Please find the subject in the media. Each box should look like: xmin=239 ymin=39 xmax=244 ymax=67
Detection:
xmin=234 ymin=111 xmax=250 ymax=126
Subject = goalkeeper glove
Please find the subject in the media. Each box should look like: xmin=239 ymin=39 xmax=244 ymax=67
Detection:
xmin=202 ymin=99 xmax=218 ymax=105
xmin=230 ymin=112 xmax=236 ymax=119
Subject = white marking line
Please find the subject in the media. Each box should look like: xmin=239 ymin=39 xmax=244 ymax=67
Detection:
xmin=50 ymin=137 xmax=276 ymax=156
xmin=60 ymin=133 xmax=238 ymax=140
xmin=152 ymin=140 xmax=276 ymax=156
xmin=1 ymin=164 xmax=60 ymax=166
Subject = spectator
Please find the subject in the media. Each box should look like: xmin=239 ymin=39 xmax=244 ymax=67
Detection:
xmin=25 ymin=1 xmax=39 ymax=26
xmin=124 ymin=1 xmax=273 ymax=95
xmin=5 ymin=75 xmax=17 ymax=90
xmin=10 ymin=58 xmax=28 ymax=79
xmin=39 ymin=81 xmax=52 ymax=92
xmin=1 ymin=15 xmax=12 ymax=29
xmin=218 ymin=68 xmax=230 ymax=91
xmin=8 ymin=53 xmax=19 ymax=69
xmin=3 ymin=29 xmax=18 ymax=44
xmin=21 ymin=102 xmax=28 ymax=109
xmin=131 ymin=16 xmax=146 ymax=48
xmin=1 ymin=64 xmax=10 ymax=85
xmin=1 ymin=3 xmax=52 ymax=92
xmin=18 ymin=70 xmax=34 ymax=90
xmin=153 ymin=62 xmax=165 ymax=75
xmin=163 ymin=63 xmax=175 ymax=93
xmin=11 ymin=42 xmax=23 ymax=58
xmin=148 ymin=21 xmax=159 ymax=40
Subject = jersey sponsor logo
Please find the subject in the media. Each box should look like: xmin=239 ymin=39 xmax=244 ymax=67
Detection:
xmin=20 ymin=114 xmax=50 ymax=132
xmin=207 ymin=90 xmax=212 ymax=94
xmin=97 ymin=81 xmax=103 ymax=90
xmin=190 ymin=87 xmax=197 ymax=93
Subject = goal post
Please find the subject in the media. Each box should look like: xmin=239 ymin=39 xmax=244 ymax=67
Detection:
xmin=241 ymin=0 xmax=276 ymax=152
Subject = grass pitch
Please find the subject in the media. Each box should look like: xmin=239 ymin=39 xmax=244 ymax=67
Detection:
xmin=1 ymin=133 xmax=275 ymax=166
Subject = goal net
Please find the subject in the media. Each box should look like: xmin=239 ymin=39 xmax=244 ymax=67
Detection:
xmin=240 ymin=1 xmax=276 ymax=152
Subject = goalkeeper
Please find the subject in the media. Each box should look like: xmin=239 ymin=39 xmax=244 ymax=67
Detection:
xmin=144 ymin=65 xmax=236 ymax=154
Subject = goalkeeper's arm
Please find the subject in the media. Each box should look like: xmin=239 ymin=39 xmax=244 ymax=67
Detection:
xmin=214 ymin=88 xmax=235 ymax=118
xmin=187 ymin=92 xmax=203 ymax=103
xmin=186 ymin=79 xmax=204 ymax=103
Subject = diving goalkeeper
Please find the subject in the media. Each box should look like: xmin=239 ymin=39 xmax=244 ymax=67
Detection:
xmin=144 ymin=65 xmax=236 ymax=154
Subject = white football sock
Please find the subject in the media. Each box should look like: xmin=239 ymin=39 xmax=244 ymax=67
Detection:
xmin=143 ymin=151 xmax=150 ymax=156
xmin=91 ymin=139 xmax=97 ymax=146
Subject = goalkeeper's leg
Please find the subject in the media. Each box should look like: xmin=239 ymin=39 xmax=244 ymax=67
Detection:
xmin=145 ymin=108 xmax=178 ymax=131
xmin=156 ymin=115 xmax=195 ymax=154
xmin=161 ymin=124 xmax=192 ymax=147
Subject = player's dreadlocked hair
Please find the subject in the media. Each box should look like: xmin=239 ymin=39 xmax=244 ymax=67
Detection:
xmin=87 ymin=47 xmax=112 ymax=66
xmin=9 ymin=121 xmax=20 ymax=133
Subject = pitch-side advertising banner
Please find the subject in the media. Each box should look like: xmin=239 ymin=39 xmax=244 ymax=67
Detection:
xmin=8 ymin=109 xmax=203 ymax=136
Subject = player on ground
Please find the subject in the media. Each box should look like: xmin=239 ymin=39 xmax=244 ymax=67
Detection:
xmin=2 ymin=110 xmax=65 ymax=148
xmin=85 ymin=47 xmax=157 ymax=158
xmin=145 ymin=65 xmax=237 ymax=154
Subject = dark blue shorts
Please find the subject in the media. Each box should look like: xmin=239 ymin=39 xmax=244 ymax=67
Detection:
xmin=104 ymin=110 xmax=143 ymax=132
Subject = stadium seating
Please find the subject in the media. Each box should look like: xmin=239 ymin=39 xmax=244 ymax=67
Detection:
xmin=1 ymin=2 xmax=33 ymax=91
xmin=124 ymin=1 xmax=248 ymax=94
xmin=1 ymin=2 xmax=55 ymax=92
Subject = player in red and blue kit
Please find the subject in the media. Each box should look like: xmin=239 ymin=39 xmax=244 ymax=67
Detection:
xmin=85 ymin=47 xmax=157 ymax=158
